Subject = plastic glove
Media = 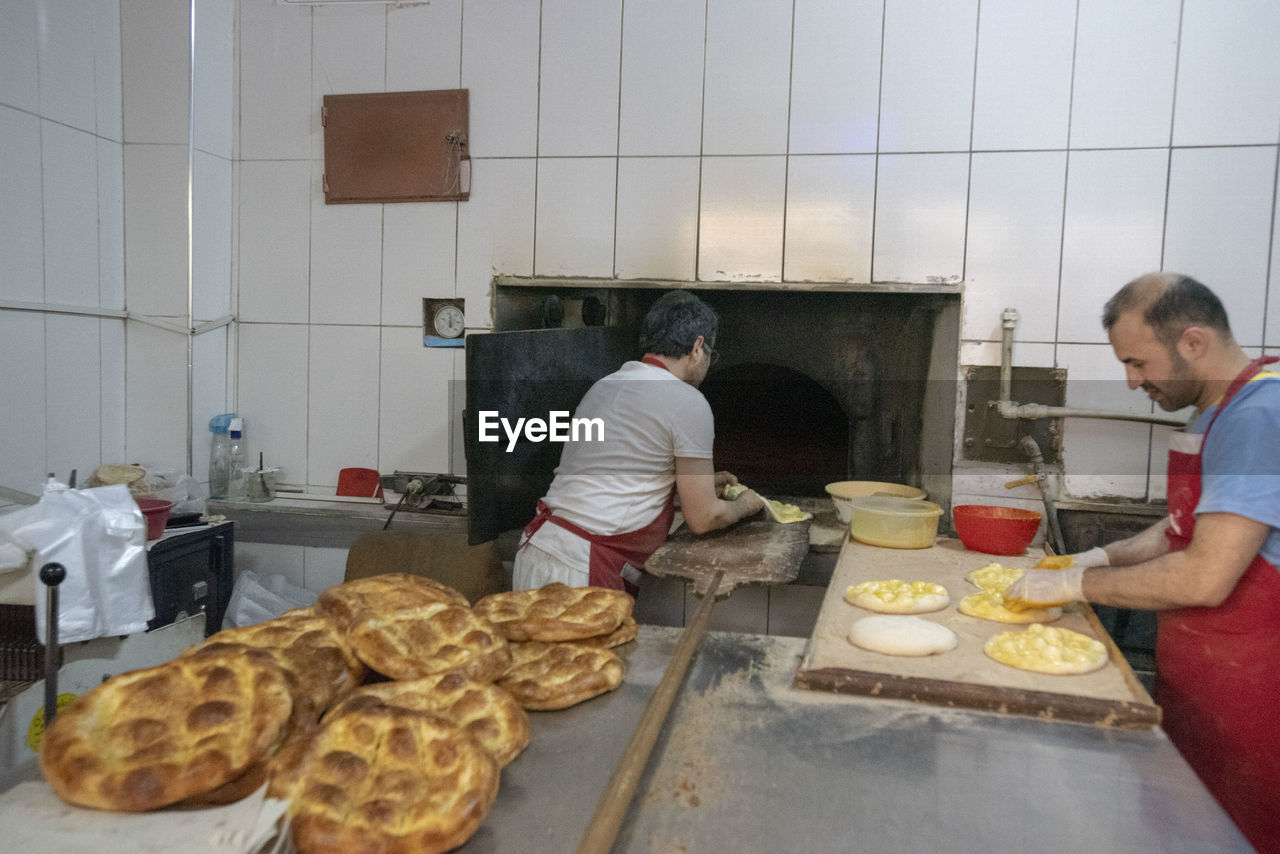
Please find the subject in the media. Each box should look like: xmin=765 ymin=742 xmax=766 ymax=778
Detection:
xmin=1034 ymin=546 xmax=1108 ymax=570
xmin=1004 ymin=566 xmax=1085 ymax=611
xmin=1073 ymin=546 xmax=1110 ymax=568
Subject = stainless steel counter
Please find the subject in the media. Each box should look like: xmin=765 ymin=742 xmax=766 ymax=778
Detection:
xmin=463 ymin=626 xmax=1248 ymax=853
xmin=0 ymin=625 xmax=1248 ymax=852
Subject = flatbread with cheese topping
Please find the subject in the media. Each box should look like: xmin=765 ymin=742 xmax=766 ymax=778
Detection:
xmin=958 ymin=590 xmax=1061 ymax=624
xmin=845 ymin=579 xmax=950 ymax=614
xmin=984 ymin=623 xmax=1109 ymax=675
xmin=964 ymin=562 xmax=1024 ymax=594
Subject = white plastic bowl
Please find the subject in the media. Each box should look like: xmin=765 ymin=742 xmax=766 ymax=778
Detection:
xmin=825 ymin=481 xmax=926 ymax=523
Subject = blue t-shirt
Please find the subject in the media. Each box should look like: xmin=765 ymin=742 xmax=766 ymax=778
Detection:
xmin=1192 ymin=372 xmax=1280 ymax=569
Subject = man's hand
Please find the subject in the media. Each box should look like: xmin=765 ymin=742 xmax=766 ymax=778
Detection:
xmin=1004 ymin=567 xmax=1085 ymax=611
xmin=736 ymin=488 xmax=766 ymax=516
xmin=676 ymin=459 xmax=762 ymax=533
xmin=1033 ymin=546 xmax=1109 ymax=570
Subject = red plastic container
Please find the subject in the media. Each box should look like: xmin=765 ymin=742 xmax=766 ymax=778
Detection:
xmin=952 ymin=504 xmax=1042 ymax=555
xmin=337 ymin=467 xmax=384 ymax=499
xmin=135 ymin=498 xmax=173 ymax=541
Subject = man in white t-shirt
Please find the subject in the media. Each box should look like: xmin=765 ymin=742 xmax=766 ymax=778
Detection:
xmin=513 ymin=290 xmax=764 ymax=595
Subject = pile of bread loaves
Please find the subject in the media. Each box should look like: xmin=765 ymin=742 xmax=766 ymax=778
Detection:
xmin=38 ymin=576 xmax=636 ymax=854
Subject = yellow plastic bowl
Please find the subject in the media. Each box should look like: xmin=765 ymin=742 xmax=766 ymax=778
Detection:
xmin=825 ymin=481 xmax=926 ymax=524
xmin=847 ymin=496 xmax=942 ymax=549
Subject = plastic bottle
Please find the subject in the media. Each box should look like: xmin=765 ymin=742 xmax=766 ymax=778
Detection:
xmin=207 ymin=413 xmax=237 ymax=498
xmin=227 ymin=417 xmax=248 ymax=500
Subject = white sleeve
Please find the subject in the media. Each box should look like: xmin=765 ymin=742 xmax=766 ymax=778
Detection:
xmin=669 ymin=390 xmax=715 ymax=459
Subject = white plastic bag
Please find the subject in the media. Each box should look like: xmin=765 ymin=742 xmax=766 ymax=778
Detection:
xmin=132 ymin=466 xmax=207 ymax=516
xmin=0 ymin=479 xmax=154 ymax=643
xmin=223 ymin=570 xmax=318 ymax=628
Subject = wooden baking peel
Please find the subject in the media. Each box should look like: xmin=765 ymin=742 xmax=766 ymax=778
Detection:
xmin=576 ymin=509 xmax=810 ymax=853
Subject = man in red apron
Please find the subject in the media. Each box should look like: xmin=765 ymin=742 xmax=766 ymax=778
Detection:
xmin=1006 ymin=273 xmax=1280 ymax=851
xmin=513 ymin=291 xmax=764 ymax=596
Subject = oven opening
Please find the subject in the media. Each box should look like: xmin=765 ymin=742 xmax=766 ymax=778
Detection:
xmin=702 ymin=363 xmax=848 ymax=497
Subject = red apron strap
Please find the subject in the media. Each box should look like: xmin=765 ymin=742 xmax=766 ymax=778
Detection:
xmin=1200 ymin=355 xmax=1279 ymax=436
xmin=1166 ymin=355 xmax=1280 ymax=549
xmin=1159 ymin=354 xmax=1280 ymax=850
xmin=640 ymin=354 xmax=671 ymax=372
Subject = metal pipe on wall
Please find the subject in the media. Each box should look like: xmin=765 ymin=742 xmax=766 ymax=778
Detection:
xmin=993 ymin=308 xmax=1185 ymax=427
xmin=995 ymin=400 xmax=1185 ymax=426
xmin=999 ymin=307 xmax=1018 ymax=403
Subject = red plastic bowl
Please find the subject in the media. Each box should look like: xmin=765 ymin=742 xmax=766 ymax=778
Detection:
xmin=135 ymin=498 xmax=173 ymax=541
xmin=952 ymin=504 xmax=1042 ymax=556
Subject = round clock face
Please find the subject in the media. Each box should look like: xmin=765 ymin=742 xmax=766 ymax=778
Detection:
xmin=433 ymin=305 xmax=465 ymax=338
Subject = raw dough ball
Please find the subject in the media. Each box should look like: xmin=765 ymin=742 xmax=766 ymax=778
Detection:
xmin=847 ymin=615 xmax=958 ymax=657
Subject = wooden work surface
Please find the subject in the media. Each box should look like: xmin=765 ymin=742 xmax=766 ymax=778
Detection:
xmin=795 ymin=536 xmax=1161 ymax=727
xmin=647 ymin=517 xmax=810 ymax=595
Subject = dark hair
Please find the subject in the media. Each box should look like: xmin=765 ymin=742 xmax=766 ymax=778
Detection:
xmin=638 ymin=290 xmax=718 ymax=357
xmin=1102 ymin=273 xmax=1232 ymax=348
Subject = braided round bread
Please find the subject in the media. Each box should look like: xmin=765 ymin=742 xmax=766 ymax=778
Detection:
xmin=39 ymin=646 xmax=294 ymax=811
xmin=285 ymin=704 xmax=499 ymax=854
xmin=497 ymin=642 xmax=625 ymax=710
xmin=348 ymin=601 xmax=512 ymax=683
xmin=323 ymin=672 xmax=530 ymax=767
xmin=315 ymin=573 xmax=470 ymax=630
xmin=473 ymin=583 xmax=633 ymax=642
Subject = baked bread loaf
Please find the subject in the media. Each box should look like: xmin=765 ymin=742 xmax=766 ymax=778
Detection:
xmin=191 ymin=611 xmax=366 ymax=712
xmin=39 ymin=646 xmax=294 ymax=811
xmin=315 ymin=572 xmax=470 ymax=630
xmin=323 ymin=672 xmax=530 ymax=767
xmin=496 ymin=642 xmax=625 ymax=710
xmin=177 ymin=646 xmax=321 ymax=807
xmin=473 ymin=583 xmax=633 ymax=641
xmin=87 ymin=463 xmax=145 ymax=488
xmin=285 ymin=703 xmax=499 ymax=854
xmin=570 ymin=615 xmax=639 ymax=649
xmin=348 ymin=601 xmax=512 ymax=683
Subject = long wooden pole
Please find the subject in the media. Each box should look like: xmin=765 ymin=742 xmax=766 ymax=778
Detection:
xmin=575 ymin=569 xmax=724 ymax=854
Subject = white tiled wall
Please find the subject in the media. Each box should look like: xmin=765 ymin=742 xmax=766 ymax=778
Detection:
xmin=226 ymin=0 xmax=1279 ymax=499
xmin=0 ymin=0 xmax=126 ymax=495
xmin=6 ymin=0 xmax=1280 ymax=510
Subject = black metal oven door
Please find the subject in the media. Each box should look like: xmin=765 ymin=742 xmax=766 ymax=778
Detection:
xmin=464 ymin=326 xmax=632 ymax=544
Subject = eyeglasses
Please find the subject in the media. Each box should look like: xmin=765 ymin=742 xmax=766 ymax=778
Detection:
xmin=704 ymin=342 xmax=719 ymax=366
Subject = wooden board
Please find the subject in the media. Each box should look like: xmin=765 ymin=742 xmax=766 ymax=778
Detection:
xmin=647 ymin=517 xmax=810 ymax=595
xmin=794 ymin=536 xmax=1161 ymax=728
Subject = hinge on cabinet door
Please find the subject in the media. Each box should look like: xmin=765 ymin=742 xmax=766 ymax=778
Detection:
xmin=321 ymin=105 xmax=327 ymax=126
